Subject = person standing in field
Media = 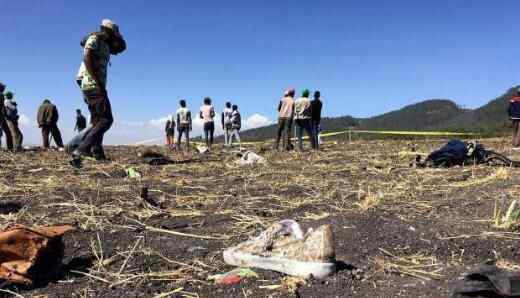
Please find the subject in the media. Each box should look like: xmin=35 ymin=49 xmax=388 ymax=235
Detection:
xmin=74 ymin=109 xmax=87 ymax=133
xmin=176 ymin=100 xmax=192 ymax=152
xmin=509 ymin=87 xmax=520 ymax=149
xmin=274 ymin=88 xmax=295 ymax=151
xmin=200 ymin=97 xmax=215 ymax=150
xmin=4 ymin=91 xmax=23 ymax=152
xmin=311 ymin=91 xmax=323 ymax=150
xmin=294 ymin=89 xmax=315 ymax=151
xmin=0 ymin=82 xmax=13 ymax=151
xmin=37 ymin=99 xmax=64 ymax=151
xmin=72 ymin=19 xmax=126 ymax=166
xmin=221 ymin=102 xmax=233 ymax=147
xmin=229 ymin=104 xmax=242 ymax=149
xmin=165 ymin=115 xmax=176 ymax=149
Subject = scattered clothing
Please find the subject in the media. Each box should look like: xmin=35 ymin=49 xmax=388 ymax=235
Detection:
xmin=223 ymin=220 xmax=336 ymax=279
xmin=138 ymin=150 xmax=174 ymax=165
xmin=452 ymin=262 xmax=520 ymax=297
xmin=208 ymin=268 xmax=259 ymax=286
xmin=0 ymin=224 xmax=75 ymax=285
xmin=418 ymin=140 xmax=520 ymax=168
xmin=238 ymin=151 xmax=266 ymax=166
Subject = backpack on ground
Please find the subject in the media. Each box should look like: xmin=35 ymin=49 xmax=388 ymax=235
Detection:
xmin=419 ymin=140 xmax=520 ymax=168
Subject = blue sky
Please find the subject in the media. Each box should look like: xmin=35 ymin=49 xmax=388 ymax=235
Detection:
xmin=2 ymin=1 xmax=520 ymax=144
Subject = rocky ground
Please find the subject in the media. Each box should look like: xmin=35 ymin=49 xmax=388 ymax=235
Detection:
xmin=1 ymin=138 xmax=520 ymax=298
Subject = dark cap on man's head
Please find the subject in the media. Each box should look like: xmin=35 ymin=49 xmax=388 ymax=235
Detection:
xmin=314 ymin=91 xmax=321 ymax=98
xmin=76 ymin=109 xmax=81 ymax=113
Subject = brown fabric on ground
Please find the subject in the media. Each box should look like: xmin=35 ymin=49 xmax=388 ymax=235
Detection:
xmin=0 ymin=225 xmax=75 ymax=284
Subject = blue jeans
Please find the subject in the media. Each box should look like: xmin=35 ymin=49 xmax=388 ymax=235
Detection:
xmin=312 ymin=120 xmax=320 ymax=150
xmin=295 ymin=119 xmax=314 ymax=151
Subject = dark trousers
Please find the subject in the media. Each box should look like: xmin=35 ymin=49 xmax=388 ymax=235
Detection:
xmin=204 ymin=121 xmax=214 ymax=147
xmin=296 ymin=118 xmax=315 ymax=151
xmin=513 ymin=120 xmax=520 ymax=147
xmin=6 ymin=119 xmax=23 ymax=151
xmin=177 ymin=124 xmax=190 ymax=151
xmin=275 ymin=117 xmax=293 ymax=150
xmin=311 ymin=120 xmax=320 ymax=150
xmin=0 ymin=114 xmax=13 ymax=150
xmin=77 ymin=89 xmax=113 ymax=156
xmin=41 ymin=123 xmax=63 ymax=148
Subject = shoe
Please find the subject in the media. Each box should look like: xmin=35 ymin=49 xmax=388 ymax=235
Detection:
xmin=223 ymin=220 xmax=336 ymax=279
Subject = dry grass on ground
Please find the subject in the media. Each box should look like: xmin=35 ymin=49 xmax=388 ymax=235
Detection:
xmin=1 ymin=138 xmax=520 ymax=297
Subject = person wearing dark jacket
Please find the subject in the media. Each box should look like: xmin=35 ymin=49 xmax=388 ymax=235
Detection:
xmin=510 ymin=87 xmax=520 ymax=149
xmin=310 ymin=91 xmax=323 ymax=149
xmin=165 ymin=116 xmax=175 ymax=149
xmin=37 ymin=99 xmax=64 ymax=150
xmin=229 ymin=104 xmax=241 ymax=149
xmin=75 ymin=109 xmax=87 ymax=132
xmin=0 ymin=82 xmax=13 ymax=150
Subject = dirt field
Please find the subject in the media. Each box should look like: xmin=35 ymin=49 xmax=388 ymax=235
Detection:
xmin=1 ymin=138 xmax=520 ymax=298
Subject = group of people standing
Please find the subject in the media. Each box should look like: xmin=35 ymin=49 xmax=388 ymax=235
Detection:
xmin=0 ymin=81 xmax=88 ymax=153
xmin=275 ymin=88 xmax=323 ymax=151
xmin=165 ymin=98 xmax=242 ymax=152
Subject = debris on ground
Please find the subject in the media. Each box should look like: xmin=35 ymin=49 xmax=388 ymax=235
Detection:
xmin=0 ymin=225 xmax=75 ymax=284
xmin=223 ymin=220 xmax=336 ymax=279
xmin=197 ymin=145 xmax=209 ymax=154
xmin=208 ymin=268 xmax=259 ymax=286
xmin=495 ymin=199 xmax=520 ymax=229
xmin=237 ymin=151 xmax=266 ymax=166
xmin=125 ymin=167 xmax=142 ymax=179
xmin=452 ymin=262 xmax=520 ymax=297
xmin=138 ymin=150 xmax=174 ymax=165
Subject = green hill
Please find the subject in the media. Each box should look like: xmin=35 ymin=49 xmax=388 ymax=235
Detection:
xmin=239 ymin=87 xmax=517 ymax=140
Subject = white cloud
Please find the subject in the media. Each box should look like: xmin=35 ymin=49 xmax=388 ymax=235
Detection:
xmin=242 ymin=113 xmax=273 ymax=130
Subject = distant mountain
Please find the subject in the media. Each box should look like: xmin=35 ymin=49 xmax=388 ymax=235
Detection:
xmin=239 ymin=87 xmax=516 ymax=140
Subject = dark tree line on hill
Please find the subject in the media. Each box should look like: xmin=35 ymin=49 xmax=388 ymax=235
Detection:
xmin=238 ymin=87 xmax=517 ymax=141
